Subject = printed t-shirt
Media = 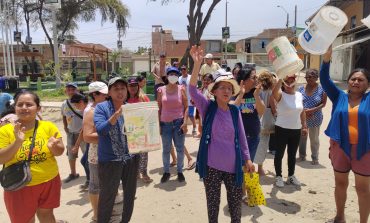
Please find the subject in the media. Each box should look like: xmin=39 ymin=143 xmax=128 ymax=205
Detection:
xmin=0 ymin=121 xmax=61 ymax=186
xmin=234 ymin=89 xmax=260 ymax=137
xmin=61 ymin=99 xmax=83 ymax=133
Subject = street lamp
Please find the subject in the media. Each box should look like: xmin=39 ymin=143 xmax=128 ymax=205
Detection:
xmin=277 ymin=5 xmax=289 ymax=28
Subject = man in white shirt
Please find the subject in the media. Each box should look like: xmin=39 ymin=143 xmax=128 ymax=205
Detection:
xmin=151 ymin=52 xmax=171 ymax=99
xmin=199 ymin=53 xmax=221 ymax=78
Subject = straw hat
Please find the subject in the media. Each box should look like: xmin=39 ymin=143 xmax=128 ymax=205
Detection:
xmin=208 ymin=69 xmax=240 ymax=96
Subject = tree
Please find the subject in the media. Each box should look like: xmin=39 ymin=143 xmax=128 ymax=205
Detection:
xmin=153 ymin=0 xmax=221 ymax=70
xmin=12 ymin=0 xmax=130 ymax=63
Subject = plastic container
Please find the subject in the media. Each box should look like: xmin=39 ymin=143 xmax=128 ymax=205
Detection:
xmin=121 ymin=102 xmax=162 ymax=154
xmin=266 ymin=36 xmax=304 ymax=79
xmin=299 ymin=6 xmax=348 ymax=55
xmin=361 ymin=14 xmax=370 ymax=29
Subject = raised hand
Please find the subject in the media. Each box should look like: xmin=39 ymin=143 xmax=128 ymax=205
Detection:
xmin=253 ymin=83 xmax=262 ymax=98
xmin=13 ymin=122 xmax=26 ymax=143
xmin=189 ymin=45 xmax=204 ymax=64
xmin=109 ymin=106 xmax=123 ymax=125
xmin=47 ymin=132 xmax=59 ymax=150
xmin=323 ymin=46 xmax=332 ymax=63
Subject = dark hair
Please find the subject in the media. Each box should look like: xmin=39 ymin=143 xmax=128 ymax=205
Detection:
xmin=203 ymin=73 xmax=213 ymax=81
xmin=306 ymin=69 xmax=319 ymax=77
xmin=70 ymin=93 xmax=88 ymax=104
xmin=236 ymin=68 xmax=252 ymax=84
xmin=234 ymin=62 xmax=243 ymax=69
xmin=14 ymin=90 xmax=40 ymax=107
xmin=347 ymin=68 xmax=370 ymax=82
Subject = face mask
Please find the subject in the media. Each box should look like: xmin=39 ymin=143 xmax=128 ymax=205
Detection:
xmin=168 ymin=76 xmax=179 ymax=84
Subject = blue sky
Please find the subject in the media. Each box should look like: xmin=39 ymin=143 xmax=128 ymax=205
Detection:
xmin=25 ymin=0 xmax=328 ymax=51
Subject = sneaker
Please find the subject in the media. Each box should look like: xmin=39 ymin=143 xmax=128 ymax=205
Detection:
xmin=160 ymin=173 xmax=170 ymax=183
xmin=177 ymin=172 xmax=185 ymax=182
xmin=275 ymin=176 xmax=284 ymax=188
xmin=286 ymin=175 xmax=301 ymax=186
xmin=79 ymin=181 xmax=89 ymax=190
xmin=64 ymin=174 xmax=80 ymax=183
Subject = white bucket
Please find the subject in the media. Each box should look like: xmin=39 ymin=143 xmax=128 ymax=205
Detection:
xmin=361 ymin=14 xmax=370 ymax=29
xmin=121 ymin=102 xmax=162 ymax=154
xmin=266 ymin=36 xmax=304 ymax=79
xmin=298 ymin=6 xmax=348 ymax=55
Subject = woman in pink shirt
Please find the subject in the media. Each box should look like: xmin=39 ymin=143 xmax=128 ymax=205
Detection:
xmin=157 ymin=67 xmax=188 ymax=183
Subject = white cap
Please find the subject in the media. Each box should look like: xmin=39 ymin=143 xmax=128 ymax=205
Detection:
xmin=204 ymin=53 xmax=213 ymax=59
xmin=86 ymin=81 xmax=108 ymax=94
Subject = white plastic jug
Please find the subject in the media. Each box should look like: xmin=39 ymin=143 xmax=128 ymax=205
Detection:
xmin=266 ymin=36 xmax=304 ymax=79
xmin=299 ymin=6 xmax=348 ymax=55
xmin=361 ymin=14 xmax=370 ymax=29
xmin=121 ymin=102 xmax=162 ymax=154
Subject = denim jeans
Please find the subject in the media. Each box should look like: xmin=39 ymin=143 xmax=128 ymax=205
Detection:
xmin=247 ymin=135 xmax=260 ymax=162
xmin=160 ymin=118 xmax=185 ymax=173
xmin=81 ymin=143 xmax=90 ymax=182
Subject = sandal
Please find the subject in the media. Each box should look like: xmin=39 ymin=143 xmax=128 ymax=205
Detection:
xmin=311 ymin=160 xmax=319 ymax=165
xmin=187 ymin=160 xmax=196 ymax=170
xmin=332 ymin=217 xmax=346 ymax=223
xmin=242 ymin=195 xmax=249 ymax=205
xmin=142 ymin=175 xmax=153 ymax=184
xmin=170 ymin=162 xmax=177 ymax=167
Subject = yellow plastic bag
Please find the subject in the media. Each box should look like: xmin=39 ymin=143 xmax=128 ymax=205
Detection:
xmin=244 ymin=172 xmax=266 ymax=206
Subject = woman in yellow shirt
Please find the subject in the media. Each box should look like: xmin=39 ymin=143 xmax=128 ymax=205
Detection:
xmin=0 ymin=90 xmax=65 ymax=223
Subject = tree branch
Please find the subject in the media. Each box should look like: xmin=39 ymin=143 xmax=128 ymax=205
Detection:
xmin=199 ymin=0 xmax=221 ymax=37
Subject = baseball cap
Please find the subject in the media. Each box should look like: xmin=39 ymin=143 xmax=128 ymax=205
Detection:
xmin=86 ymin=81 xmax=108 ymax=94
xmin=127 ymin=76 xmax=139 ymax=85
xmin=166 ymin=66 xmax=180 ymax=75
xmin=204 ymin=53 xmax=213 ymax=59
xmin=66 ymin=82 xmax=78 ymax=88
xmin=108 ymin=77 xmax=127 ymax=88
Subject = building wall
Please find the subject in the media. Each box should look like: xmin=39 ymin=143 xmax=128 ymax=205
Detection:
xmin=235 ymin=39 xmax=245 ymax=53
xmin=250 ymin=38 xmax=270 ymax=53
xmin=343 ymin=1 xmax=364 ymax=30
xmin=133 ymin=59 xmax=150 ymax=74
xmin=330 ymin=36 xmax=351 ymax=80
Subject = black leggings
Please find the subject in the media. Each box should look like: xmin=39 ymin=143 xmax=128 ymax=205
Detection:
xmin=274 ymin=126 xmax=301 ymax=177
xmin=203 ymin=167 xmax=242 ymax=223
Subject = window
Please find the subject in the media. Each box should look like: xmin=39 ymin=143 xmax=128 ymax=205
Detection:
xmin=261 ymin=41 xmax=265 ymax=49
xmin=351 ymin=16 xmax=356 ymax=29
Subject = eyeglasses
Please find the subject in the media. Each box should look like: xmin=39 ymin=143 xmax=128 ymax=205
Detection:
xmin=305 ymin=76 xmax=316 ymax=79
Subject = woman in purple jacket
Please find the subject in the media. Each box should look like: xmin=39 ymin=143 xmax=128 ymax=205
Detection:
xmin=189 ymin=46 xmax=254 ymax=223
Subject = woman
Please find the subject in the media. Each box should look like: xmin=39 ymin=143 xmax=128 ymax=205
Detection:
xmin=321 ymin=49 xmax=370 ymax=223
xmin=254 ymin=71 xmax=276 ymax=175
xmin=0 ymin=90 xmax=65 ymax=223
xmin=189 ymin=45 xmax=254 ymax=223
xmin=76 ymin=82 xmax=107 ymax=221
xmin=272 ymin=73 xmax=307 ymax=188
xmin=157 ymin=67 xmax=188 ymax=183
xmin=196 ymin=73 xmax=214 ymax=136
xmin=297 ymin=69 xmax=327 ymax=165
xmin=232 ymin=68 xmax=265 ymax=161
xmin=127 ymin=76 xmax=153 ymax=184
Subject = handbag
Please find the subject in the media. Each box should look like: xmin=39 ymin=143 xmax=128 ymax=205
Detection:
xmin=0 ymin=120 xmax=38 ymax=191
xmin=261 ymin=107 xmax=276 ymax=134
xmin=244 ymin=172 xmax=266 ymax=207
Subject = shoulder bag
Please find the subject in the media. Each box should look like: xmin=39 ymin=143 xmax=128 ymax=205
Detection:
xmin=0 ymin=121 xmax=38 ymax=191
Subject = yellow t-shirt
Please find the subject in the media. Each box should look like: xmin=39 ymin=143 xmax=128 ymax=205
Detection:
xmin=0 ymin=121 xmax=61 ymax=186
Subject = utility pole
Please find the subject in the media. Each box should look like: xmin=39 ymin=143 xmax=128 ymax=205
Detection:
xmin=294 ymin=5 xmax=297 ymax=36
xmin=224 ymin=0 xmax=228 ymax=63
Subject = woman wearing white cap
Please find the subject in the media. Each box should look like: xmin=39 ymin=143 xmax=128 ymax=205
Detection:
xmin=189 ymin=45 xmax=254 ymax=223
xmin=80 ymin=81 xmax=108 ymax=221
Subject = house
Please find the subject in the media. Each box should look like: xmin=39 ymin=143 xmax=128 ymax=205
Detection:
xmin=306 ymin=0 xmax=370 ymax=80
xmin=151 ymin=25 xmax=224 ymax=66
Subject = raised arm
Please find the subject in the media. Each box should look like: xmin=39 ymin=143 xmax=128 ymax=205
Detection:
xmin=320 ymin=47 xmax=341 ymax=102
xmin=272 ymin=79 xmax=283 ymax=102
xmin=189 ymin=45 xmax=203 ymax=87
